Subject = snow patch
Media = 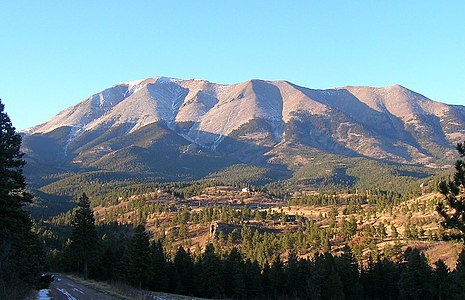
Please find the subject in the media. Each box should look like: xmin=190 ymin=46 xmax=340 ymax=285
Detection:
xmin=99 ymin=93 xmax=105 ymax=108
xmin=64 ymin=126 xmax=82 ymax=156
xmin=213 ymin=109 xmax=234 ymax=150
xmin=122 ymin=79 xmax=144 ymax=87
xmin=36 ymin=289 xmax=51 ymax=300
xmin=124 ymin=80 xmax=145 ymax=97
xmin=269 ymin=118 xmax=284 ymax=142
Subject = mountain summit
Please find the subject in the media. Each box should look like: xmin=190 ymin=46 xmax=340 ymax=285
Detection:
xmin=21 ymin=77 xmax=465 ymax=187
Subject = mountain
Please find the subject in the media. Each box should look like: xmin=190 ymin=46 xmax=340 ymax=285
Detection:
xmin=21 ymin=77 xmax=465 ymax=193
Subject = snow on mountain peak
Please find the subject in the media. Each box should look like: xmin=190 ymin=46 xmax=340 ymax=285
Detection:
xmin=22 ymin=77 xmax=465 ymax=161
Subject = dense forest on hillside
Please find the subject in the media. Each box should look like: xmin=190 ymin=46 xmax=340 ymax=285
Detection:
xmin=3 ymin=97 xmax=465 ymax=299
xmin=51 ymin=222 xmax=465 ymax=300
xmin=32 ymin=178 xmax=464 ymax=299
xmin=20 ymin=143 xmax=465 ymax=299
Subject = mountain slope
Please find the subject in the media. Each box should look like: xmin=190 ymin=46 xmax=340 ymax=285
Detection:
xmin=21 ymin=77 xmax=465 ymax=194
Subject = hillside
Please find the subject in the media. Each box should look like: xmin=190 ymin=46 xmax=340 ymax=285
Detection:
xmin=20 ymin=77 xmax=465 ymax=204
xmin=43 ymin=185 xmax=462 ymax=269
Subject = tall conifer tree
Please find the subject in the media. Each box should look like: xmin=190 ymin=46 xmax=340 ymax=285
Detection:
xmin=70 ymin=192 xmax=98 ymax=279
xmin=173 ymin=245 xmax=195 ymax=295
xmin=200 ymin=244 xmax=224 ymax=298
xmin=0 ymin=99 xmax=43 ymax=298
xmin=128 ymin=224 xmax=151 ymax=289
xmin=148 ymin=240 xmax=168 ymax=292
xmin=398 ymin=248 xmax=432 ymax=300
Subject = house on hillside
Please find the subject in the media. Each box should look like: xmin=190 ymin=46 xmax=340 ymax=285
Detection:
xmin=286 ymin=215 xmax=297 ymax=223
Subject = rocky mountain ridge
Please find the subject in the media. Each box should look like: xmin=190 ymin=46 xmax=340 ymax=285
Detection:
xmin=21 ymin=77 xmax=465 ymax=188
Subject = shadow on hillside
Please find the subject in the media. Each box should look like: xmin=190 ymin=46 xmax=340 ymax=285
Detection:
xmin=288 ymin=83 xmax=444 ymax=161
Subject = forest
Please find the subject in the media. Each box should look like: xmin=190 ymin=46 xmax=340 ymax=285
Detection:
xmin=2 ymin=97 xmax=465 ymax=300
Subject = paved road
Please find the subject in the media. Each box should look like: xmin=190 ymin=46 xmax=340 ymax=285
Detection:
xmin=43 ymin=274 xmax=116 ymax=300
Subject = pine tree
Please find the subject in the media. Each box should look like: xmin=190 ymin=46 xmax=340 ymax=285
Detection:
xmin=244 ymin=259 xmax=263 ymax=299
xmin=224 ymin=247 xmax=246 ymax=298
xmin=148 ymin=240 xmax=169 ymax=292
xmin=0 ymin=99 xmax=44 ymax=298
xmin=128 ymin=224 xmax=151 ymax=289
xmin=314 ymin=252 xmax=344 ymax=300
xmin=261 ymin=261 xmax=272 ymax=298
xmin=285 ymin=250 xmax=300 ymax=296
xmin=269 ymin=255 xmax=285 ymax=298
xmin=96 ymin=240 xmax=115 ymax=281
xmin=398 ymin=248 xmax=432 ymax=300
xmin=69 ymin=193 xmax=98 ymax=280
xmin=432 ymin=259 xmax=450 ymax=300
xmin=361 ymin=256 xmax=400 ymax=300
xmin=173 ymin=245 xmax=195 ymax=295
xmin=199 ymin=243 xmax=224 ymax=298
xmin=335 ymin=246 xmax=361 ymax=300
xmin=437 ymin=142 xmax=465 ymax=239
xmin=451 ymin=249 xmax=465 ymax=299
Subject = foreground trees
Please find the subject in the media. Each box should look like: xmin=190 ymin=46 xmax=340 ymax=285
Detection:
xmin=49 ymin=220 xmax=465 ymax=299
xmin=0 ymin=100 xmax=44 ymax=298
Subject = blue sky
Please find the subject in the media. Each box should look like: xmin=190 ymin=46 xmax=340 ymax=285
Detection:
xmin=1 ymin=1 xmax=464 ymax=130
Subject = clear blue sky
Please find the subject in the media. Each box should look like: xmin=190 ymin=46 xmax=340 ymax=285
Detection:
xmin=1 ymin=1 xmax=464 ymax=130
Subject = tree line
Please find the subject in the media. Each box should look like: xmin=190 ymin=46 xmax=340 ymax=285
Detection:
xmin=54 ymin=203 xmax=465 ymax=300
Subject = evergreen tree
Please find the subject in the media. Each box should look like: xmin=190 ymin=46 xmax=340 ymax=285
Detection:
xmin=361 ymin=257 xmax=378 ymax=299
xmin=398 ymin=248 xmax=432 ymax=300
xmin=432 ymin=259 xmax=450 ymax=300
xmin=335 ymin=247 xmax=361 ymax=299
xmin=451 ymin=249 xmax=465 ymax=299
xmin=95 ymin=233 xmax=126 ymax=282
xmin=261 ymin=261 xmax=272 ymax=298
xmin=269 ymin=255 xmax=285 ymax=298
xmin=199 ymin=243 xmax=224 ymax=298
xmin=379 ymin=258 xmax=400 ymax=300
xmin=285 ymin=250 xmax=300 ymax=296
xmin=0 ymin=100 xmax=44 ymax=298
xmin=437 ymin=142 xmax=465 ymax=239
xmin=326 ymin=267 xmax=345 ymax=300
xmin=69 ymin=193 xmax=98 ymax=279
xmin=314 ymin=252 xmax=344 ymax=300
xmin=114 ymin=243 xmax=131 ymax=283
xmin=244 ymin=259 xmax=263 ymax=299
xmin=128 ymin=224 xmax=151 ymax=289
xmin=149 ymin=240 xmax=169 ymax=292
xmin=361 ymin=256 xmax=400 ymax=300
xmin=224 ymin=247 xmax=246 ymax=299
xmin=173 ymin=245 xmax=195 ymax=295
xmin=95 ymin=237 xmax=116 ymax=281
